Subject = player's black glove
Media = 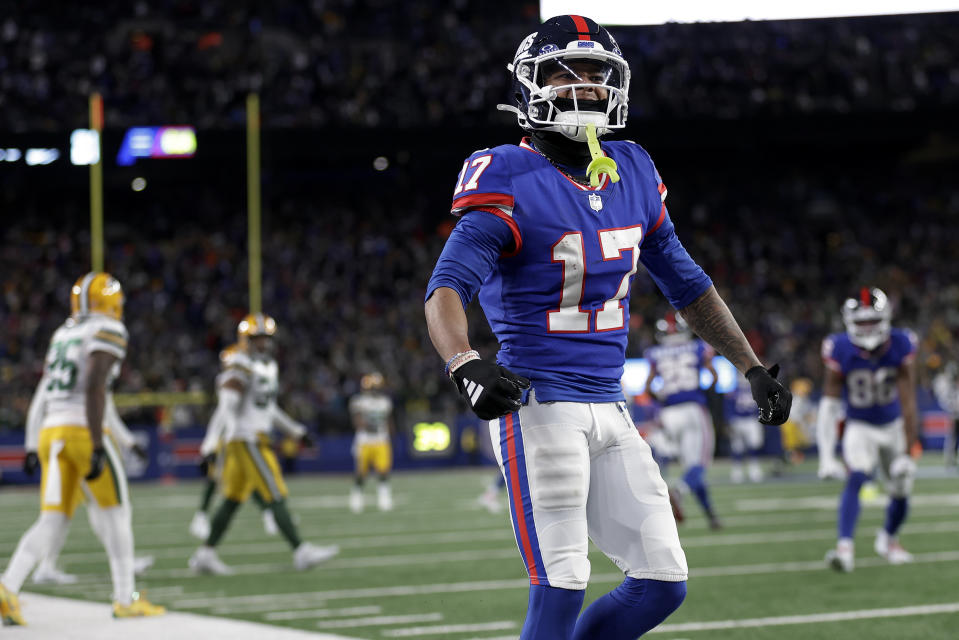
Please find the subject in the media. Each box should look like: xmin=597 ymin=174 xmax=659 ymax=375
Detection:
xmin=300 ymin=433 xmax=314 ymax=448
xmin=745 ymin=364 xmax=792 ymax=426
xmin=85 ymin=447 xmax=106 ymax=480
xmin=131 ymin=443 xmax=149 ymax=462
xmin=451 ymin=360 xmax=530 ymax=420
xmin=198 ymin=453 xmax=216 ymax=476
xmin=23 ymin=451 xmax=40 ymax=476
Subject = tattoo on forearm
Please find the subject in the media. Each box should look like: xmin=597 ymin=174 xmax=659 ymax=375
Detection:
xmin=679 ymin=286 xmax=760 ymax=373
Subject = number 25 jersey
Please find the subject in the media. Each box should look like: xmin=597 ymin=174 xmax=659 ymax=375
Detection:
xmin=41 ymin=315 xmax=129 ymax=430
xmin=429 ymin=138 xmax=712 ymax=403
xmin=822 ymin=328 xmax=917 ymax=425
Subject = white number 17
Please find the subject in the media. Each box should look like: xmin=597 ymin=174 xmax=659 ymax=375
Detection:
xmin=547 ymin=225 xmax=644 ymax=333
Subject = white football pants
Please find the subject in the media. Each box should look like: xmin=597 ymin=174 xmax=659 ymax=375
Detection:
xmin=659 ymin=401 xmax=715 ymax=470
xmin=729 ymin=417 xmax=764 ymax=455
xmin=489 ymin=392 xmax=688 ymax=590
xmin=843 ymin=417 xmax=912 ymax=497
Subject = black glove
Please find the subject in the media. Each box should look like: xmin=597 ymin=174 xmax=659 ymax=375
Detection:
xmin=745 ymin=364 xmax=792 ymax=426
xmin=85 ymin=447 xmax=106 ymax=480
xmin=451 ymin=359 xmax=530 ymax=420
xmin=300 ymin=433 xmax=314 ymax=448
xmin=23 ymin=451 xmax=39 ymax=476
xmin=131 ymin=443 xmax=149 ymax=461
xmin=198 ymin=453 xmax=216 ymax=476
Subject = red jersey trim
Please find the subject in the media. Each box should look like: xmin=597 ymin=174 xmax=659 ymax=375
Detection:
xmin=451 ymin=191 xmax=515 ymax=213
xmin=648 ymin=204 xmax=667 ymax=235
xmin=473 ymin=206 xmax=523 ymax=258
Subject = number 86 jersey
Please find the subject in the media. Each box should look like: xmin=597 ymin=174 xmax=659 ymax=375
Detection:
xmin=428 ymin=138 xmax=712 ymax=403
xmin=822 ymin=328 xmax=918 ymax=425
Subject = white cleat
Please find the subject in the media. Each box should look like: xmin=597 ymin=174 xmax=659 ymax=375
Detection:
xmin=32 ymin=565 xmax=79 ymax=585
xmin=730 ymin=466 xmax=745 ymax=484
xmin=262 ymin=509 xmax=279 ymax=536
xmin=349 ymin=488 xmax=364 ymax=514
xmin=188 ymin=546 xmax=234 ymax=576
xmin=875 ymin=529 xmax=914 ymax=565
xmin=377 ymin=484 xmax=393 ymax=512
xmin=747 ymin=463 xmax=764 ymax=484
xmin=134 ymin=555 xmax=155 ymax=577
xmin=293 ymin=542 xmax=339 ymax=571
xmin=189 ymin=511 xmax=211 ymax=540
xmin=478 ymin=489 xmax=502 ymax=513
xmin=826 ymin=539 xmax=855 ymax=573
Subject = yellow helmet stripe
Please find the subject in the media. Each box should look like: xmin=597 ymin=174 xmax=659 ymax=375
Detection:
xmin=78 ymin=272 xmax=97 ymax=316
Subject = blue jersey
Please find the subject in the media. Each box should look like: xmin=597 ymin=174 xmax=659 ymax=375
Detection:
xmin=822 ymin=328 xmax=918 ymax=425
xmin=644 ymin=339 xmax=713 ymax=406
xmin=726 ymin=378 xmax=757 ymax=419
xmin=427 ymin=138 xmax=712 ymax=403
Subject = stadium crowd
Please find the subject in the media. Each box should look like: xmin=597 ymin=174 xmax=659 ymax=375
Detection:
xmin=1 ymin=2 xmax=958 ymax=130
xmin=2 ymin=155 xmax=957 ymax=435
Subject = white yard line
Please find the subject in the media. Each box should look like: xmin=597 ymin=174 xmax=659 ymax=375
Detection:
xmin=170 ymin=549 xmax=959 ymax=609
xmin=650 ymin=601 xmax=959 ymax=633
xmin=382 ymin=621 xmax=518 ymax=637
xmin=15 ymin=592 xmax=363 ymax=640
xmin=265 ymin=605 xmax=382 ymax=621
xmin=316 ymin=613 xmax=443 ymax=629
xmin=735 ymin=492 xmax=959 ymax=512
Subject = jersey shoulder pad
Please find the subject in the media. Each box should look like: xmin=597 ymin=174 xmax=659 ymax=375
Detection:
xmin=821 ymin=333 xmax=847 ymax=368
xmin=87 ymin=317 xmax=129 ymax=357
xmin=221 ymin=349 xmax=253 ymax=379
xmin=891 ymin=328 xmax=919 ymax=360
xmin=450 ymin=144 xmax=520 ymax=216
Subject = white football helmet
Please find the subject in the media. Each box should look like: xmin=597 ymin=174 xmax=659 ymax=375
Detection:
xmin=842 ymin=287 xmax=892 ymax=351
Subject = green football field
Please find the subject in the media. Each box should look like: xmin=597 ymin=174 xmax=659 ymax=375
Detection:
xmin=2 ymin=460 xmax=958 ymax=639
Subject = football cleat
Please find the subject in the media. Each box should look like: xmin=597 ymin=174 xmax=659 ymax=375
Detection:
xmin=478 ymin=488 xmax=502 ymax=513
xmin=262 ymin=509 xmax=279 ymax=536
xmin=377 ymin=484 xmax=394 ymax=512
xmin=0 ymin=582 xmax=25 ymax=626
xmin=134 ymin=555 xmax=155 ymax=577
xmin=730 ymin=465 xmax=745 ymax=484
xmin=293 ymin=542 xmax=339 ymax=571
xmin=747 ymin=463 xmax=764 ymax=484
xmin=32 ymin=565 xmax=79 ymax=585
xmin=113 ymin=593 xmax=166 ymax=619
xmin=708 ymin=515 xmax=723 ymax=531
xmin=188 ymin=546 xmax=235 ymax=576
xmin=826 ymin=539 xmax=855 ymax=572
xmin=189 ymin=511 xmax=211 ymax=540
xmin=874 ymin=529 xmax=914 ymax=565
xmin=349 ymin=487 xmax=364 ymax=514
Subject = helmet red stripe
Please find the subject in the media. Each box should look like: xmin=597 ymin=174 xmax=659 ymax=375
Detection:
xmin=570 ymin=15 xmax=591 ymax=40
xmin=860 ymin=287 xmax=871 ymax=306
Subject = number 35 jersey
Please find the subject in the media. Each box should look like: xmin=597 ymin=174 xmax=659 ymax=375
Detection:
xmin=428 ymin=138 xmax=712 ymax=403
xmin=42 ymin=315 xmax=129 ymax=430
xmin=219 ymin=349 xmax=279 ymax=441
xmin=822 ymin=328 xmax=917 ymax=425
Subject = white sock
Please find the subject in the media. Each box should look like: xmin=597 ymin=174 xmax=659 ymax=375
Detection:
xmin=92 ymin=505 xmax=135 ymax=606
xmin=36 ymin=514 xmax=72 ymax=574
xmin=2 ymin=511 xmax=69 ymax=592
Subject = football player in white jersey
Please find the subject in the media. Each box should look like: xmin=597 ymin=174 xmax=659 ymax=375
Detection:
xmin=22 ymin=374 xmax=155 ymax=585
xmin=348 ymin=372 xmax=395 ymax=512
xmin=189 ymin=343 xmax=279 ymax=540
xmin=1 ymin=273 xmax=165 ymax=625
xmin=188 ymin=314 xmax=339 ymax=575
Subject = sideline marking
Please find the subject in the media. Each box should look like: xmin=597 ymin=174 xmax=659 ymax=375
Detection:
xmin=265 ymin=605 xmax=382 ymax=621
xmin=650 ymin=601 xmax=959 ymax=633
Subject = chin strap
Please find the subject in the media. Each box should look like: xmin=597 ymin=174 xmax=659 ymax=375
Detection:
xmin=585 ymin=124 xmax=619 ymax=187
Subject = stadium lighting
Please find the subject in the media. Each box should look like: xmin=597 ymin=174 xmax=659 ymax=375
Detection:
xmin=540 ymin=1 xmax=959 ymax=24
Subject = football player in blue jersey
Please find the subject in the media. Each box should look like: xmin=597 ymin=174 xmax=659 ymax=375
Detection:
xmin=818 ymin=288 xmax=920 ymax=572
xmin=643 ymin=313 xmax=722 ymax=529
xmin=424 ymin=15 xmax=792 ymax=640
xmin=726 ymin=372 xmax=767 ymax=484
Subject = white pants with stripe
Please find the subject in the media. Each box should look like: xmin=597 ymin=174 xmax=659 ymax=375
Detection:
xmin=489 ymin=392 xmax=688 ymax=590
xmin=729 ymin=416 xmax=764 ymax=455
xmin=843 ymin=417 xmax=912 ymax=496
xmin=659 ymin=401 xmax=715 ymax=470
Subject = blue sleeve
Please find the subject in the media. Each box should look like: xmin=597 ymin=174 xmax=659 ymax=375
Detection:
xmin=639 ymin=210 xmax=713 ymax=309
xmin=425 ymin=211 xmax=514 ymax=309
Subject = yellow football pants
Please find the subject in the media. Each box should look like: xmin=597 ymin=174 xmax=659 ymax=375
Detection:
xmin=220 ymin=437 xmax=288 ymax=503
xmin=39 ymin=425 xmax=125 ymax=517
xmin=356 ymin=441 xmax=392 ymax=476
